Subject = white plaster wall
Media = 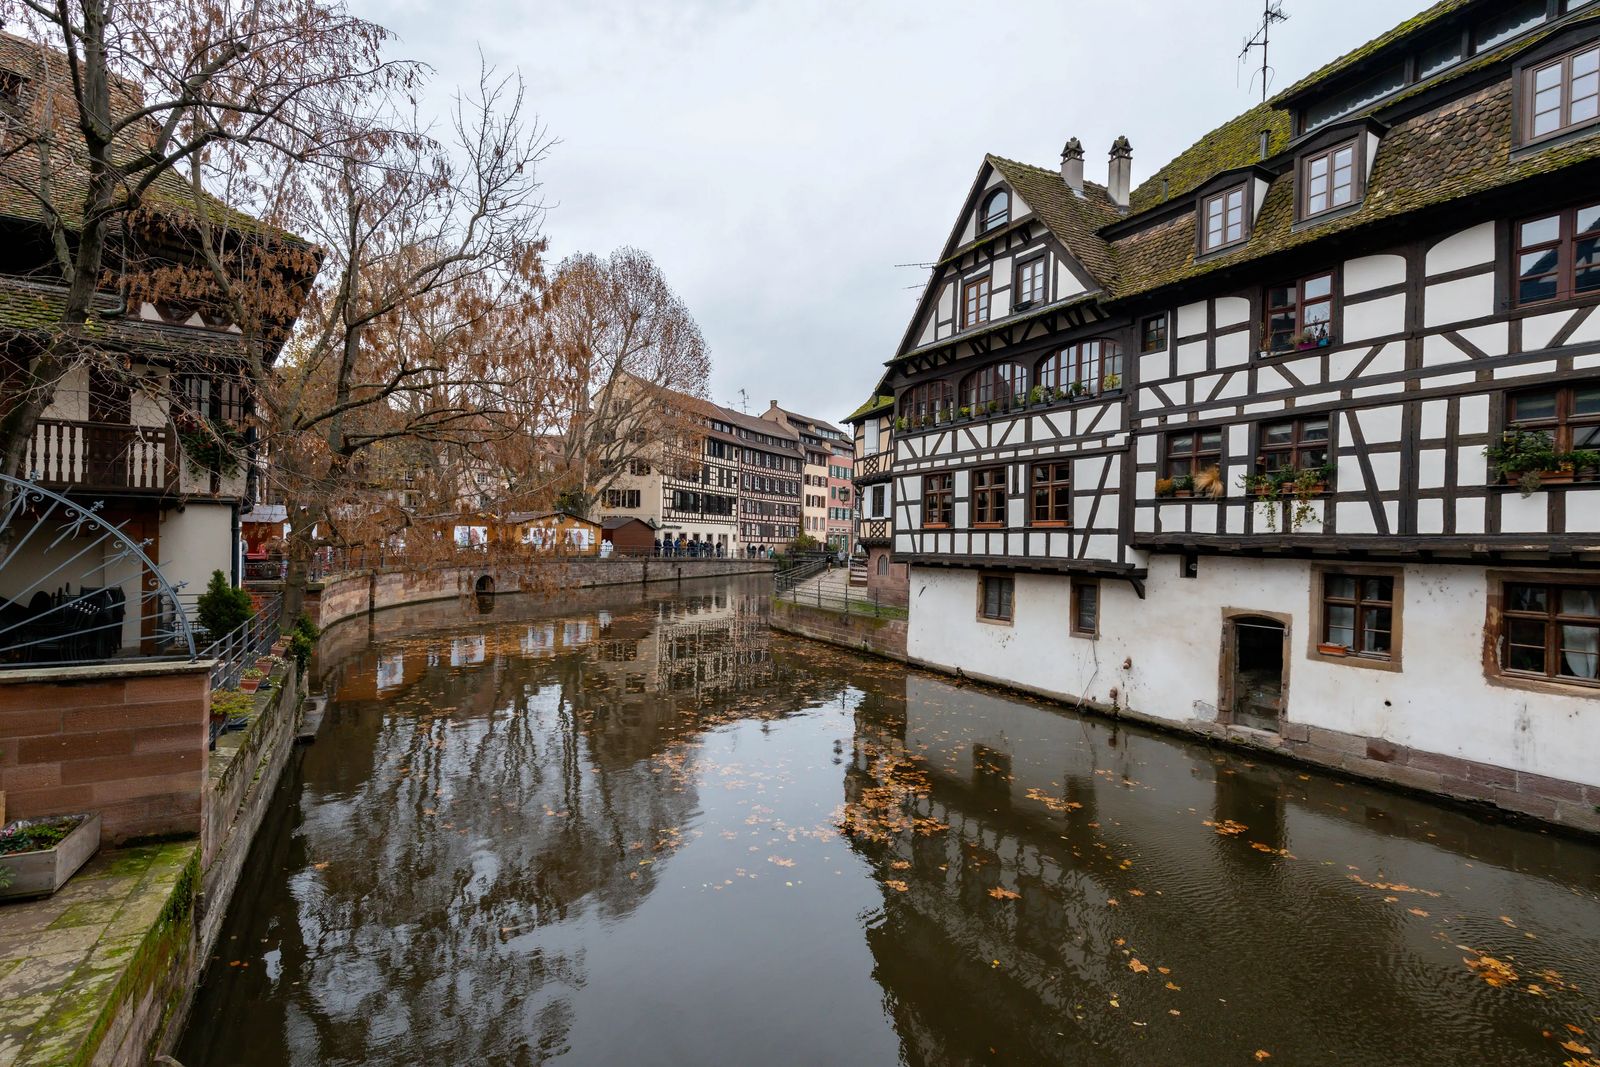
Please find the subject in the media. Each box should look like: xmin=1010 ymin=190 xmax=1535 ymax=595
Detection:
xmin=161 ymin=502 xmax=236 ymax=603
xmin=906 ymin=558 xmax=1600 ymax=789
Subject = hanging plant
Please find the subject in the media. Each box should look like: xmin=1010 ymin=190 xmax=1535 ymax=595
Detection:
xmin=176 ymin=414 xmax=247 ymax=476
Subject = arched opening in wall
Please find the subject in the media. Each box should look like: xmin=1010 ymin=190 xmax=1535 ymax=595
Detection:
xmin=877 ymin=554 xmax=889 ymax=576
xmin=474 ymin=574 xmax=496 ymax=614
xmin=1223 ymin=614 xmax=1288 ymax=734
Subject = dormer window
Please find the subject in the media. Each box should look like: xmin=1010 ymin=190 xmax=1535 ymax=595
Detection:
xmin=0 ymin=70 xmax=28 ymax=128
xmin=1300 ymin=138 xmax=1362 ymax=218
xmin=1525 ymin=41 xmax=1600 ymax=143
xmin=980 ymin=189 xmax=1010 ymax=233
xmin=1200 ymin=184 xmax=1249 ymax=254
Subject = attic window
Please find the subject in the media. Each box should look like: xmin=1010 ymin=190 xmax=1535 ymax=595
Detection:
xmin=0 ymin=70 xmax=27 ymax=126
xmin=980 ymin=189 xmax=1010 ymax=233
xmin=1473 ymin=0 xmax=1545 ymax=54
xmin=1200 ymin=184 xmax=1249 ymax=254
xmin=1299 ymin=138 xmax=1362 ymax=219
xmin=1524 ymin=41 xmax=1600 ymax=143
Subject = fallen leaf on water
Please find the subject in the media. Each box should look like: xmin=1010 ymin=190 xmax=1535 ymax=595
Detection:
xmin=1107 ymin=898 xmax=1120 ymax=907
xmin=1129 ymin=959 xmax=1150 ymax=974
xmin=1157 ymin=966 xmax=1171 ymax=975
xmin=1128 ymin=888 xmax=1146 ymax=897
xmin=768 ymin=856 xmax=795 ymax=867
xmin=1204 ymin=819 xmax=1249 ymax=836
xmin=1165 ymin=981 xmax=1181 ymax=991
xmin=1500 ymin=915 xmax=1518 ymax=927
xmin=1254 ymin=1051 xmax=1271 ymax=1062
xmin=890 ymin=860 xmax=911 ymax=870
xmin=1464 ymin=954 xmax=1519 ymax=988
xmin=988 ymin=887 xmax=1021 ymax=900
xmin=885 ymin=879 xmax=909 ymax=892
xmin=1169 ymin=1009 xmax=1181 ymax=1016
xmin=1408 ymin=908 xmax=1430 ymax=918
xmin=1561 ymin=1040 xmax=1593 ymax=1056
xmin=312 ymin=862 xmax=329 ymax=871
xmin=1569 ymin=1025 xmax=1588 ymax=1035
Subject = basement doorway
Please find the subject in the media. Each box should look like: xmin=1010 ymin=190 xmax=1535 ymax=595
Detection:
xmin=1228 ymin=616 xmax=1286 ymax=733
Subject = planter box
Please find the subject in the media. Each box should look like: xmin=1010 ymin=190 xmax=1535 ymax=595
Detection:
xmin=1 ymin=813 xmax=101 ymax=900
xmin=238 ymin=677 xmax=261 ymax=693
xmin=1317 ymin=643 xmax=1349 ymax=657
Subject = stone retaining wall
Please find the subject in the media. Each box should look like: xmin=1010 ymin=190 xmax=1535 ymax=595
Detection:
xmin=0 ymin=661 xmax=210 ymax=843
xmin=769 ymin=600 xmax=908 ymax=662
xmin=317 ymin=557 xmax=775 ymax=628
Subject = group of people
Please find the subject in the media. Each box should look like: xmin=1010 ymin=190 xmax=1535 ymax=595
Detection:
xmin=650 ymin=536 xmax=781 ymax=560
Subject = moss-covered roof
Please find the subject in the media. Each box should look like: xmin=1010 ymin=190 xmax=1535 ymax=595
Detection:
xmin=1271 ymin=0 xmax=1475 ymax=105
xmin=1128 ymin=102 xmax=1294 ymax=216
xmin=1109 ymin=78 xmax=1600 ymax=300
xmin=842 ymin=394 xmax=893 ymax=424
xmin=986 ymin=154 xmax=1122 ymax=287
xmin=0 ymin=277 xmax=254 ymax=361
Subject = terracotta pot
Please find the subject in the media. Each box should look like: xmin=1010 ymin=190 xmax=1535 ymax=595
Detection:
xmin=239 ymin=677 xmax=260 ymax=694
xmin=1174 ymin=489 xmax=1193 ymax=498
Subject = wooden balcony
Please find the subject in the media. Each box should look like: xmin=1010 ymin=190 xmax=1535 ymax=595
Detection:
xmin=27 ymin=419 xmax=171 ymax=493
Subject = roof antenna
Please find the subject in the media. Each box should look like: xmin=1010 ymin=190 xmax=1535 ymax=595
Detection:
xmin=735 ymin=388 xmax=750 ymax=413
xmin=1239 ymin=1 xmax=1289 ymax=103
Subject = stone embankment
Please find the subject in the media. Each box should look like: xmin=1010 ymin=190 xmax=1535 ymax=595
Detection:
xmin=317 ymin=557 xmax=775 ymax=628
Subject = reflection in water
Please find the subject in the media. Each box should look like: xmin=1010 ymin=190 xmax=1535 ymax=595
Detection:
xmin=180 ymin=577 xmax=1600 ymax=1066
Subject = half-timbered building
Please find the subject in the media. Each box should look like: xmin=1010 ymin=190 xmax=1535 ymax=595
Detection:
xmin=867 ymin=0 xmax=1600 ymax=831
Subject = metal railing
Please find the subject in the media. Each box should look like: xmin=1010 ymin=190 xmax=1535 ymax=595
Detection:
xmin=773 ymin=555 xmax=830 ymax=592
xmin=773 ymin=580 xmax=907 ymax=619
xmin=201 ymin=593 xmax=283 ymax=690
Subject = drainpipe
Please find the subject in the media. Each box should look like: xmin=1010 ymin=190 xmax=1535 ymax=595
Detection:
xmin=231 ymin=503 xmax=242 ymax=587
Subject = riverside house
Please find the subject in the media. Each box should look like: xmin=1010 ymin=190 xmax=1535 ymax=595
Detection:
xmin=864 ymin=0 xmax=1600 ymax=831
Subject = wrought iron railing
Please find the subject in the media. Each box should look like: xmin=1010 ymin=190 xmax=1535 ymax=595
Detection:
xmin=774 ymin=555 xmax=830 ymax=592
xmin=773 ymin=581 xmax=906 ymax=619
xmin=27 ymin=419 xmax=170 ymax=492
xmin=202 ymin=593 xmax=283 ymax=691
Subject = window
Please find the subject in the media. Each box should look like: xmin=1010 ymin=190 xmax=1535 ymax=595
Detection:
xmin=1163 ymin=429 xmax=1223 ymax=479
xmin=923 ymin=473 xmax=953 ymax=527
xmin=1303 ymin=63 xmax=1406 ymax=132
xmin=1257 ymin=416 xmax=1331 ymax=474
xmin=1071 ymin=579 xmax=1099 ymax=637
xmin=980 ymin=575 xmax=1014 ymax=622
xmin=177 ymin=374 xmax=246 ymax=423
xmin=962 ymin=275 xmax=992 ymax=328
xmin=1036 ymin=340 xmax=1122 ymax=396
xmin=1265 ymin=272 xmax=1335 ymax=352
xmin=1200 ymin=184 xmax=1248 ymax=253
xmin=960 ymin=363 xmax=1027 ymax=412
xmin=1014 ymin=257 xmax=1046 ymax=307
xmin=603 ymin=489 xmax=641 ymax=509
xmin=973 ymin=467 xmax=1006 ymax=527
xmin=1301 ymin=139 xmax=1361 ymax=218
xmin=877 ymin=555 xmax=889 ymax=576
xmin=980 ymin=189 xmax=1010 ymax=233
xmin=897 ymin=380 xmax=954 ymax=427
xmin=869 ymin=485 xmax=887 ymax=518
xmin=1514 ymin=201 xmax=1600 ymax=306
xmin=1029 ymin=462 xmax=1070 ymax=525
xmin=1507 ymin=381 xmax=1600 ymax=451
xmin=1140 ymin=315 xmax=1168 ymax=354
xmin=0 ymin=70 xmax=27 ymax=128
xmin=1475 ymin=0 xmax=1546 ymax=54
xmin=1322 ymin=573 xmax=1395 ymax=659
xmin=1526 ymin=42 xmax=1600 ymax=142
xmin=1502 ymin=580 xmax=1600 ymax=684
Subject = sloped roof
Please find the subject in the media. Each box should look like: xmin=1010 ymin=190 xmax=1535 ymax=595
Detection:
xmin=842 ymin=394 xmax=893 ymax=423
xmin=1271 ymin=0 xmax=1475 ymax=105
xmin=1109 ymin=76 xmax=1600 ymax=300
xmin=0 ymin=276 xmax=254 ymax=362
xmin=985 ymin=155 xmax=1123 ymax=288
xmin=1128 ymin=102 xmax=1294 ymax=216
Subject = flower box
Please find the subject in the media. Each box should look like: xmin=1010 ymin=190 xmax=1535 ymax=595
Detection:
xmin=1316 ymin=642 xmax=1349 ymax=657
xmin=1 ymin=813 xmax=101 ymax=900
xmin=1174 ymin=489 xmax=1193 ymax=498
xmin=1280 ymin=482 xmax=1328 ymax=496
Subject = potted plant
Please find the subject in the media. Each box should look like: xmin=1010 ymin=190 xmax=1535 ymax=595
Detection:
xmin=1173 ymin=473 xmax=1196 ymax=498
xmin=957 ymin=405 xmax=972 ymax=421
xmin=1155 ymin=477 xmax=1177 ymax=498
xmin=1 ymin=813 xmax=101 ymax=900
xmin=1195 ymin=465 xmax=1225 ymax=499
xmin=1567 ymin=448 xmax=1600 ymax=481
xmin=1068 ymin=381 xmax=1086 ymax=399
xmin=238 ymin=667 xmax=265 ymax=693
xmin=1102 ymin=372 xmax=1122 ymax=394
xmin=1286 ymin=465 xmax=1334 ymax=530
xmin=893 ymin=416 xmax=908 ymax=432
xmin=1028 ymin=385 xmax=1046 ymax=406
xmin=986 ymin=400 xmax=1001 ymax=416
xmin=1485 ymin=429 xmax=1561 ymax=496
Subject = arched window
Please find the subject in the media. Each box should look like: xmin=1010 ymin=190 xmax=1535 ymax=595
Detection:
xmin=897 ymin=380 xmax=954 ymax=428
xmin=877 ymin=554 xmax=889 ymax=576
xmin=960 ymin=363 xmax=1028 ymax=414
xmin=1036 ymin=340 xmax=1123 ymax=398
xmin=980 ymin=189 xmax=1010 ymax=232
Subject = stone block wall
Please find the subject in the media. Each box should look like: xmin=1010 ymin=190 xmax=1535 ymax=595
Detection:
xmin=769 ymin=600 xmax=907 ymax=661
xmin=0 ymin=661 xmax=210 ymax=843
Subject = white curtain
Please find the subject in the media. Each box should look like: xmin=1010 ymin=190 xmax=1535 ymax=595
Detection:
xmin=1563 ymin=626 xmax=1599 ymax=680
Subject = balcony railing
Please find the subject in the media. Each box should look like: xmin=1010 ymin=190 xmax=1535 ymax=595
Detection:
xmin=27 ymin=419 xmax=170 ymax=492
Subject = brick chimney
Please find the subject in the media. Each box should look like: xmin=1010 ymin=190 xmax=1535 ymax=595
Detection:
xmin=1060 ymin=138 xmax=1084 ymax=196
xmin=1107 ymin=136 xmax=1132 ymax=209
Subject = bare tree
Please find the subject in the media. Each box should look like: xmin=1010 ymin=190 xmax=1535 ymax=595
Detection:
xmin=538 ymin=247 xmax=712 ymax=518
xmin=0 ymin=0 xmax=410 ymax=513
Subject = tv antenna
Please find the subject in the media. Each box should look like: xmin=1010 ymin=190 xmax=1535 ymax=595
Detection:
xmin=1239 ymin=1 xmax=1289 ymax=102
xmin=735 ymin=388 xmax=750 ymax=413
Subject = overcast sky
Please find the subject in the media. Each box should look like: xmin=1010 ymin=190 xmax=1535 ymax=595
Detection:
xmin=352 ymin=0 xmax=1429 ymax=426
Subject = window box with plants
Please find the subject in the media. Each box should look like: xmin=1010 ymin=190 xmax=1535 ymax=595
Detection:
xmin=175 ymin=414 xmax=248 ymax=476
xmin=1 ymin=812 xmax=101 ymax=900
xmin=1240 ymin=465 xmax=1334 ymax=532
xmin=1101 ymin=373 xmax=1122 ymax=395
xmin=1485 ymin=430 xmax=1600 ymax=496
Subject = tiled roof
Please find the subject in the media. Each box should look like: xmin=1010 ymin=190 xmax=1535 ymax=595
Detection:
xmin=1108 ymin=78 xmax=1600 ymax=300
xmin=985 ymin=155 xmax=1122 ymax=288
xmin=1128 ymin=102 xmax=1294 ymax=216
xmin=0 ymin=277 xmax=253 ymax=361
xmin=842 ymin=395 xmax=893 ymax=423
xmin=1271 ymin=0 xmax=1475 ymax=105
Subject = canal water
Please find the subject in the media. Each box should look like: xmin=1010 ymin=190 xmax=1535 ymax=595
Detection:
xmin=178 ymin=576 xmax=1600 ymax=1066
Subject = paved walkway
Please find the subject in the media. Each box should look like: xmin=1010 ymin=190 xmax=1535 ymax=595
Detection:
xmin=0 ymin=839 xmax=195 ymax=1066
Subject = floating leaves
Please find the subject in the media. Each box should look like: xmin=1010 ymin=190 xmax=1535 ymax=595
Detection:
xmin=1464 ymin=953 xmax=1519 ymax=988
xmin=1128 ymin=959 xmax=1150 ymax=974
xmin=885 ymin=879 xmax=909 ymax=893
xmin=1204 ymin=819 xmax=1249 ymax=837
xmin=987 ymin=887 xmax=1021 ymax=901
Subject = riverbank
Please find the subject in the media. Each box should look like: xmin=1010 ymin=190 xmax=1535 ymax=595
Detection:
xmin=316 ymin=557 xmax=775 ymax=629
xmin=0 ymin=657 xmax=303 ymax=1066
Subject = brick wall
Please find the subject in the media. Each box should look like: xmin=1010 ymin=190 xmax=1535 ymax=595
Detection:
xmin=0 ymin=661 xmax=209 ymax=843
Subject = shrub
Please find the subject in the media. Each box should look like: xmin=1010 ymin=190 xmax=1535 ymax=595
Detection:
xmin=287 ymin=611 xmax=319 ymax=670
xmin=196 ymin=570 xmax=253 ymax=639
